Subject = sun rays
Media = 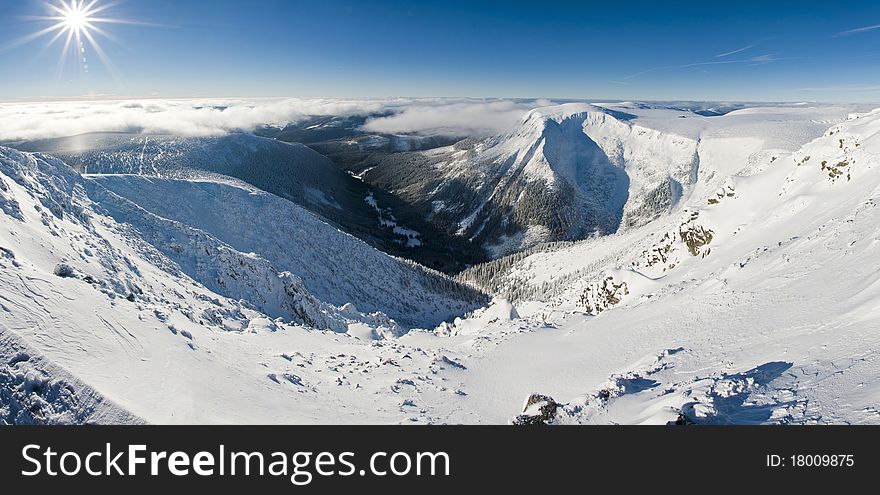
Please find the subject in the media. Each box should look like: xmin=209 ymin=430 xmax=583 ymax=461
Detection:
xmin=7 ymin=1 xmax=136 ymax=78
xmin=47 ymin=0 xmax=123 ymax=76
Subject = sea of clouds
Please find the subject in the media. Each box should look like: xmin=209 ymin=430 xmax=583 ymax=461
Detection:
xmin=0 ymin=97 xmax=554 ymax=142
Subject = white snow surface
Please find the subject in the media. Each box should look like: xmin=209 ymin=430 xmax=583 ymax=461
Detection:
xmin=2 ymin=104 xmax=880 ymax=424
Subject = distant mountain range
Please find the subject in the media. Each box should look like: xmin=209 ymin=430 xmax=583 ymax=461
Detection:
xmin=11 ymin=101 xmax=848 ymax=266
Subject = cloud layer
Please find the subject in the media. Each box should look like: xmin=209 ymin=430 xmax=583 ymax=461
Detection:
xmin=362 ymin=99 xmax=552 ymax=136
xmin=0 ymin=97 xmax=553 ymax=142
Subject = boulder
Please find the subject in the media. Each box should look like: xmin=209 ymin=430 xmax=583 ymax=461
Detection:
xmin=513 ymin=393 xmax=559 ymax=425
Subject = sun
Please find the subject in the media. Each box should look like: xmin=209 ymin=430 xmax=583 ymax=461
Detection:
xmin=59 ymin=2 xmax=92 ymax=34
xmin=43 ymin=0 xmax=114 ymax=74
xmin=8 ymin=0 xmax=154 ymax=79
xmin=8 ymin=0 xmax=129 ymax=77
xmin=49 ymin=0 xmax=106 ymax=37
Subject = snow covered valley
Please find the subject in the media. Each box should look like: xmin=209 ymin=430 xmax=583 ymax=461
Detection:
xmin=2 ymin=102 xmax=880 ymax=424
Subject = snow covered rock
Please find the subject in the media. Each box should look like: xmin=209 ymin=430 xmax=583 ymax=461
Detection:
xmin=53 ymin=263 xmax=76 ymax=278
xmin=513 ymin=394 xmax=559 ymax=425
xmin=579 ymin=276 xmax=630 ymax=315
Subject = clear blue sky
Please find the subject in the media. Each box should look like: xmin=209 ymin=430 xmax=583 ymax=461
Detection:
xmin=1 ymin=0 xmax=879 ymax=101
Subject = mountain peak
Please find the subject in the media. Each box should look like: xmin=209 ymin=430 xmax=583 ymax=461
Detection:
xmin=520 ymin=103 xmax=612 ymax=129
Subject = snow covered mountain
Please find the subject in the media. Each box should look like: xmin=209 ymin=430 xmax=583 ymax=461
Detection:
xmin=356 ymin=102 xmax=865 ymax=259
xmin=15 ymin=132 xmax=483 ymax=272
xmin=3 ymin=103 xmax=880 ymax=425
xmin=357 ymin=103 xmax=699 ymax=258
xmin=87 ymin=174 xmax=485 ymax=328
xmin=452 ymin=107 xmax=880 ymax=424
xmin=0 ymin=143 xmax=492 ymax=422
xmin=21 ymin=132 xmax=373 ymax=231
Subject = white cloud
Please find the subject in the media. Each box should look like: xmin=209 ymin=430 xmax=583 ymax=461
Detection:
xmin=362 ymin=99 xmax=553 ymax=136
xmin=0 ymin=98 xmax=390 ymax=141
xmin=715 ymin=44 xmax=754 ymax=58
xmin=0 ymin=97 xmax=555 ymax=142
xmin=835 ymin=24 xmax=880 ymax=36
xmin=624 ymin=54 xmax=782 ymax=80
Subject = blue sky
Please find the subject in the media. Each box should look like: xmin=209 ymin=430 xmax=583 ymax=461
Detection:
xmin=1 ymin=0 xmax=879 ymax=101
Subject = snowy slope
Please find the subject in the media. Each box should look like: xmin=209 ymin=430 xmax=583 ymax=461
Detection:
xmin=0 ymin=146 xmax=422 ymax=335
xmin=16 ymin=133 xmax=416 ymax=250
xmin=440 ymin=107 xmax=880 ymax=424
xmin=1 ymin=328 xmax=144 ymax=425
xmin=0 ymin=146 xmax=488 ymax=423
xmin=3 ymin=106 xmax=880 ymax=425
xmin=88 ymin=174 xmax=485 ymax=328
xmin=16 ymin=131 xmax=482 ymax=272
